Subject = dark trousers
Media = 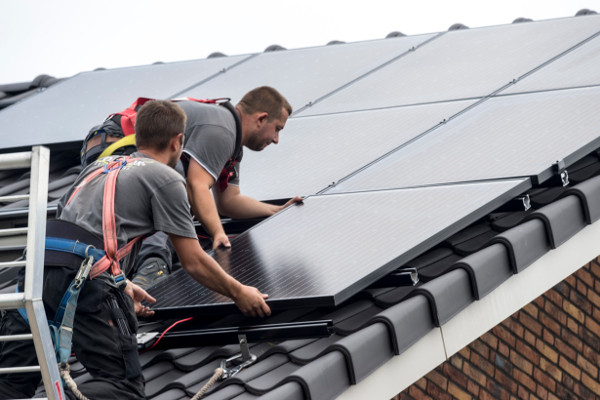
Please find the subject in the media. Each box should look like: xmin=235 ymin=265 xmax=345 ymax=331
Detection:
xmin=0 ymin=266 xmax=145 ymax=400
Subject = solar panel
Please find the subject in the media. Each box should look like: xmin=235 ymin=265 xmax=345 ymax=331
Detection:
xmin=174 ymin=33 xmax=436 ymax=112
xmin=0 ymin=55 xmax=249 ymax=150
xmin=148 ymin=178 xmax=530 ymax=317
xmin=503 ymin=33 xmax=600 ymax=95
xmin=240 ymin=99 xmax=476 ymax=201
xmin=327 ymin=86 xmax=600 ymax=194
xmin=298 ymin=15 xmax=600 ymax=117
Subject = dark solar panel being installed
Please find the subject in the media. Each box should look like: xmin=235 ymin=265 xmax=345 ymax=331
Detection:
xmin=298 ymin=14 xmax=600 ymax=116
xmin=0 ymin=55 xmax=250 ymax=150
xmin=327 ymin=86 xmax=600 ymax=194
xmin=240 ymin=98 xmax=476 ymax=201
xmin=176 ymin=33 xmax=436 ymax=111
xmin=148 ymin=178 xmax=530 ymax=317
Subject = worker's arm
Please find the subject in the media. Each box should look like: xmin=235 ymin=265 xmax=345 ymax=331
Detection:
xmin=168 ymin=233 xmax=271 ymax=317
xmin=214 ymin=184 xmax=303 ymax=220
xmin=186 ymin=158 xmax=230 ymax=249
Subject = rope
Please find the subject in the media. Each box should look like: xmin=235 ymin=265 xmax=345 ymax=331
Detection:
xmin=190 ymin=368 xmax=224 ymax=400
xmin=59 ymin=363 xmax=90 ymax=400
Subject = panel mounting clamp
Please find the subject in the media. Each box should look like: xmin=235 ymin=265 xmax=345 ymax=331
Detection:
xmin=516 ymin=195 xmax=531 ymax=211
xmin=554 ymin=159 xmax=569 ymax=187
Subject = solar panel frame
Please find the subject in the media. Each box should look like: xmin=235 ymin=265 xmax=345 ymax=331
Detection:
xmin=148 ymin=178 xmax=531 ymax=318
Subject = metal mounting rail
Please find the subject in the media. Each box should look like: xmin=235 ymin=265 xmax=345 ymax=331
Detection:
xmin=0 ymin=147 xmax=64 ymax=400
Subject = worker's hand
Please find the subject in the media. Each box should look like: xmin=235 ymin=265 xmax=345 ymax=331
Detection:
xmin=280 ymin=196 xmax=303 ymax=212
xmin=212 ymin=232 xmax=231 ymax=250
xmin=231 ymin=285 xmax=271 ymax=318
xmin=125 ymin=281 xmax=156 ymax=317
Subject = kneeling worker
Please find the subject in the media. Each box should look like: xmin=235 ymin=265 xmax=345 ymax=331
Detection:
xmin=0 ymin=100 xmax=270 ymax=400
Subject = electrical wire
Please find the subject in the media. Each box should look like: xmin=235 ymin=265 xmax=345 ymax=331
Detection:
xmin=141 ymin=317 xmax=194 ymax=353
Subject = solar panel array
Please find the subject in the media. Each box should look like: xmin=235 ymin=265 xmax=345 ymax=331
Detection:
xmin=2 ymin=14 xmax=600 ymax=313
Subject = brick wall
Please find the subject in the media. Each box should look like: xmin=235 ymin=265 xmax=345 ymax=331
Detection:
xmin=394 ymin=257 xmax=600 ymax=400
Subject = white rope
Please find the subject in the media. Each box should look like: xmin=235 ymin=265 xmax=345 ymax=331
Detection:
xmin=59 ymin=363 xmax=90 ymax=400
xmin=191 ymin=368 xmax=224 ymax=400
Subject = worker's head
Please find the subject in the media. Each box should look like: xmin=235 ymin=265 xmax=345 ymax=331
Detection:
xmin=237 ymin=86 xmax=292 ymax=151
xmin=81 ymin=120 xmax=131 ymax=168
xmin=135 ymin=100 xmax=187 ymax=168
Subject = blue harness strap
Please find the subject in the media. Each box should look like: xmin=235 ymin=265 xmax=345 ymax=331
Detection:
xmin=45 ymin=237 xmax=106 ymax=261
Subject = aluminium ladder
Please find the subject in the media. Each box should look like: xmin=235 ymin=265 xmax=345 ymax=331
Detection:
xmin=0 ymin=146 xmax=64 ymax=400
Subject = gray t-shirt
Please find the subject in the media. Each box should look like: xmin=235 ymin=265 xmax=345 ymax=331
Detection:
xmin=178 ymin=101 xmax=242 ymax=186
xmin=57 ymin=152 xmax=197 ymax=280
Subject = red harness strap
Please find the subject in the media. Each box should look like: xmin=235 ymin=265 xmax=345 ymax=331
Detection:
xmin=66 ymin=156 xmax=145 ymax=280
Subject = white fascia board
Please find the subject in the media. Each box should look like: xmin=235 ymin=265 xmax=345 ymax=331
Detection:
xmin=336 ymin=328 xmax=446 ymax=400
xmin=336 ymin=219 xmax=600 ymax=400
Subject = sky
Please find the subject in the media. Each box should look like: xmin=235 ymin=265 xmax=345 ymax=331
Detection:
xmin=1 ymin=0 xmax=599 ymax=84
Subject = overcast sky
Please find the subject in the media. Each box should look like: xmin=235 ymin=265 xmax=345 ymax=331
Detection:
xmin=1 ymin=0 xmax=598 ymax=84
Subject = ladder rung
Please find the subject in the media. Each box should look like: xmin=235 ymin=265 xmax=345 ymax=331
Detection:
xmin=0 ymin=227 xmax=28 ymax=237
xmin=0 ymin=261 xmax=26 ymax=268
xmin=0 ymin=293 xmax=25 ymax=309
xmin=0 ymin=194 xmax=29 ymax=202
xmin=0 ymin=365 xmax=41 ymax=374
xmin=0 ymin=334 xmax=33 ymax=342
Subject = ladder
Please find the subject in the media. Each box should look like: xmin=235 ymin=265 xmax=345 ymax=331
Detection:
xmin=0 ymin=146 xmax=64 ymax=399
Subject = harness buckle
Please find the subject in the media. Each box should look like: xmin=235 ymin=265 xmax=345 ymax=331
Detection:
xmin=113 ymin=272 xmax=128 ymax=287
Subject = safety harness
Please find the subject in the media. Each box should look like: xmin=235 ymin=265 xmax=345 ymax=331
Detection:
xmin=18 ymin=156 xmax=145 ymax=396
xmin=82 ymin=97 xmax=243 ymax=192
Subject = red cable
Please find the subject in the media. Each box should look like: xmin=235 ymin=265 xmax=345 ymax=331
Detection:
xmin=142 ymin=317 xmax=194 ymax=353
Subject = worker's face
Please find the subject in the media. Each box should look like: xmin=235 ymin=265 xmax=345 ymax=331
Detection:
xmin=247 ymin=107 xmax=289 ymax=151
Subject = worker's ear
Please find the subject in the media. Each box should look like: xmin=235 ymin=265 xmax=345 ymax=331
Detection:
xmin=172 ymin=133 xmax=183 ymax=151
xmin=256 ymin=112 xmax=268 ymax=127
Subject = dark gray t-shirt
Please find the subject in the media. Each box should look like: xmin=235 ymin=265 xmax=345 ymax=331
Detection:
xmin=56 ymin=152 xmax=197 ymax=281
xmin=178 ymin=101 xmax=242 ymax=186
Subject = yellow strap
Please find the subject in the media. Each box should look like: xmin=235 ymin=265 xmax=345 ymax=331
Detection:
xmin=98 ymin=135 xmax=137 ymax=159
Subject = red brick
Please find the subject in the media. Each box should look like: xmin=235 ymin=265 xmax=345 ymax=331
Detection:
xmin=443 ymin=363 xmax=468 ymax=388
xmin=523 ymin=304 xmax=538 ymax=319
xmin=534 ymin=367 xmax=556 ymax=391
xmin=467 ymin=380 xmax=480 ymax=396
xmin=563 ymin=300 xmax=585 ymax=324
xmin=576 ymin=268 xmax=594 ymax=288
xmin=471 ymin=339 xmax=490 ymax=359
xmin=514 ymin=368 xmax=536 ymax=392
xmin=555 ymin=384 xmax=577 ymax=400
xmin=542 ymin=329 xmax=554 ymax=346
xmin=545 ymin=289 xmax=563 ymax=307
xmin=544 ymin=301 xmax=568 ymax=325
xmin=464 ymin=362 xmax=487 ymax=386
xmin=415 ymin=377 xmax=427 ymax=390
xmin=448 ymin=381 xmax=472 ymax=400
xmin=524 ymin=330 xmax=536 ymax=346
xmin=562 ymin=373 xmax=574 ymax=390
xmin=590 ymin=260 xmax=600 ymax=279
xmin=495 ymin=368 xmax=518 ymax=393
xmin=459 ymin=346 xmax=471 ymax=360
xmin=554 ymin=281 xmax=570 ymax=297
xmin=580 ymin=326 xmax=600 ymax=351
xmin=539 ymin=312 xmax=561 ymax=335
xmin=451 ymin=354 xmax=463 ymax=370
xmin=487 ymin=380 xmax=511 ymax=400
xmin=533 ymin=296 xmax=544 ymax=309
xmin=577 ymin=353 xmax=598 ymax=378
xmin=536 ymin=340 xmax=558 ymax=363
xmin=583 ymin=345 xmax=600 ymax=367
xmin=494 ymin=325 xmax=517 ymax=347
xmin=539 ymin=358 xmax=562 ymax=382
xmin=570 ymin=288 xmax=593 ymax=314
xmin=479 ymin=389 xmax=496 ymax=400
xmin=427 ymin=381 xmax=452 ymax=400
xmin=555 ymin=338 xmax=577 ymax=361
xmin=574 ymin=381 xmax=596 ymax=400
xmin=585 ymin=317 xmax=600 ymax=339
xmin=504 ymin=318 xmax=525 ymax=338
xmin=499 ymin=342 xmax=510 ymax=358
xmin=561 ymin=329 xmax=583 ymax=352
xmin=582 ymin=372 xmax=600 ymax=395
xmin=536 ymin=384 xmax=548 ymax=400
xmin=588 ymin=288 xmax=600 ymax=309
xmin=594 ymin=307 xmax=600 ymax=321
xmin=566 ymin=317 xmax=578 ymax=334
xmin=471 ymin=353 xmax=495 ymax=377
xmin=517 ymin=385 xmax=529 ymax=400
xmin=565 ymin=275 xmax=577 ymax=288
xmin=494 ymin=353 xmax=513 ymax=375
xmin=510 ymin=350 xmax=533 ymax=375
xmin=559 ymin=355 xmax=582 ymax=380
xmin=519 ymin=313 xmax=543 ymax=336
xmin=480 ymin=332 xmax=497 ymax=351
xmin=409 ymin=385 xmax=434 ymax=400
xmin=576 ymin=279 xmax=587 ymax=296
xmin=516 ymin=340 xmax=540 ymax=365
xmin=426 ymin=369 xmax=448 ymax=390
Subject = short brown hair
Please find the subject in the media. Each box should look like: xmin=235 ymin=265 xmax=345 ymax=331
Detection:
xmin=237 ymin=86 xmax=292 ymax=121
xmin=135 ymin=100 xmax=187 ymax=150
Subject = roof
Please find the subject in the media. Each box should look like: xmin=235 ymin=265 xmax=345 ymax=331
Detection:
xmin=1 ymin=8 xmax=600 ymax=400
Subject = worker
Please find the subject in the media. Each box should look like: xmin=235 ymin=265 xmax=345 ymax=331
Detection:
xmin=0 ymin=100 xmax=270 ymax=400
xmin=78 ymin=87 xmax=302 ymax=289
